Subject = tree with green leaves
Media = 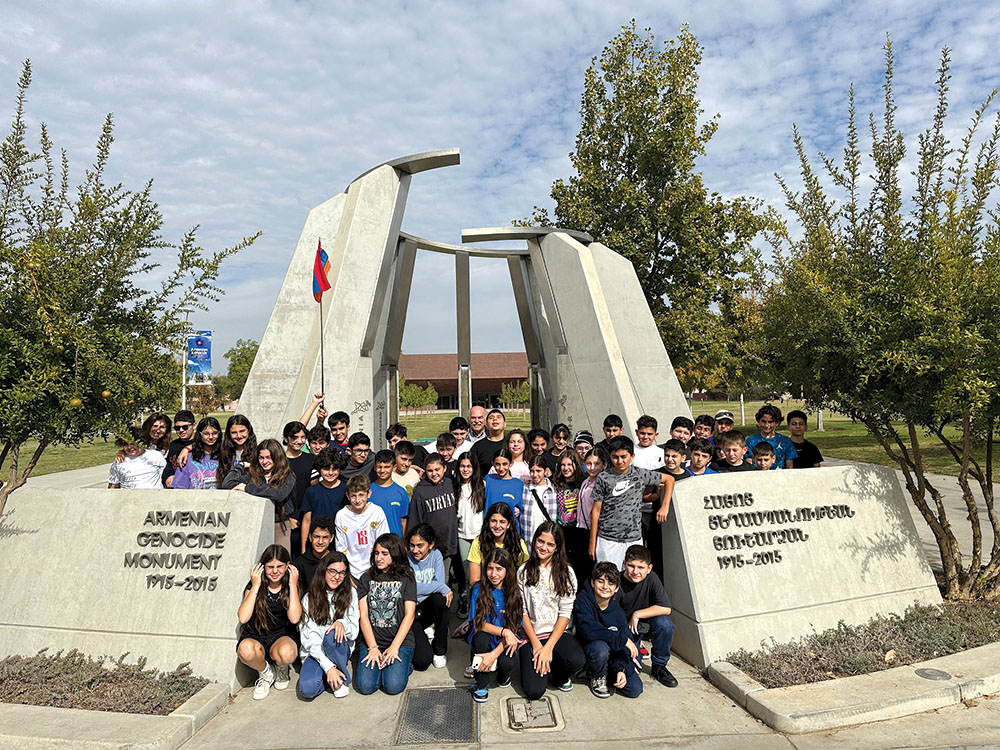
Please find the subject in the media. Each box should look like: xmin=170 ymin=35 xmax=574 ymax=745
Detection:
xmin=522 ymin=21 xmax=773 ymax=390
xmin=500 ymin=380 xmax=530 ymax=410
xmin=0 ymin=61 xmax=259 ymax=513
xmin=215 ymin=338 xmax=258 ymax=402
xmin=762 ymin=40 xmax=1000 ymax=600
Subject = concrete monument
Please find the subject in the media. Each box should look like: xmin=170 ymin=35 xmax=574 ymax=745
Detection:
xmin=661 ymin=464 xmax=942 ymax=668
xmin=239 ymin=148 xmax=690 ymax=442
xmin=0 ymin=488 xmax=271 ymax=691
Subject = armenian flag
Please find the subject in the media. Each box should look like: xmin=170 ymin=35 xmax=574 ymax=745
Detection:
xmin=313 ymin=240 xmax=331 ymax=303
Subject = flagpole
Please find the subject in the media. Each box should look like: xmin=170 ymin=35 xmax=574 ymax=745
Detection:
xmin=318 ymin=237 xmax=326 ymax=399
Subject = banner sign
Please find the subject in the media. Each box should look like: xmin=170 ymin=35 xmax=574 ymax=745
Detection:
xmin=187 ymin=330 xmax=212 ymax=384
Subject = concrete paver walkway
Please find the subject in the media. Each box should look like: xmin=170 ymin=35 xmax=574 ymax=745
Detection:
xmin=18 ymin=458 xmax=1000 ymax=748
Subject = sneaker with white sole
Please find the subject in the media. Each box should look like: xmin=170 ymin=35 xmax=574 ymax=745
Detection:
xmin=253 ymin=666 xmax=275 ymax=700
xmin=464 ymin=663 xmax=476 ymax=678
xmin=333 ymin=683 xmax=350 ymax=698
xmin=273 ymin=664 xmax=290 ymax=690
xmin=558 ymin=677 xmax=574 ymax=692
xmin=433 ymin=654 xmax=447 ymax=669
xmin=496 ymin=676 xmax=512 ymax=688
xmin=589 ymin=675 xmax=610 ymax=699
xmin=472 ymin=685 xmax=489 ymax=703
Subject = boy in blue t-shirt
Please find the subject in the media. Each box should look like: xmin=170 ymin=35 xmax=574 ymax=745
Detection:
xmin=686 ymin=438 xmax=718 ymax=477
xmin=299 ymin=448 xmax=347 ymax=553
xmin=369 ymin=449 xmax=410 ymax=537
xmin=744 ymin=404 xmax=798 ymax=469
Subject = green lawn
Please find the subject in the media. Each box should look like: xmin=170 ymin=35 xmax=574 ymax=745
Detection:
xmin=11 ymin=403 xmax=986 ymax=480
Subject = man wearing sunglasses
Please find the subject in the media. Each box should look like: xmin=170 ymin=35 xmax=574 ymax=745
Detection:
xmin=162 ymin=410 xmax=197 ymax=487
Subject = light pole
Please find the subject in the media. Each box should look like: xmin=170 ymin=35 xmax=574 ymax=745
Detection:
xmin=178 ymin=306 xmax=194 ymax=410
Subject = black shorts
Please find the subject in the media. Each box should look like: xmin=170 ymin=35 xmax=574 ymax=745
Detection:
xmin=238 ymin=627 xmax=297 ymax=654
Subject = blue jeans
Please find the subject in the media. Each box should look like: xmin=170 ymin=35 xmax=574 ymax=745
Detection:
xmin=583 ymin=640 xmax=642 ymax=698
xmin=631 ymin=614 xmax=674 ymax=667
xmin=297 ymin=631 xmax=353 ymax=700
xmin=354 ymin=645 xmax=414 ymax=695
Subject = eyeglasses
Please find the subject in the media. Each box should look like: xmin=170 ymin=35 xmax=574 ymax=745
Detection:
xmin=351 ymin=447 xmax=370 ymax=454
xmin=326 ymin=569 xmax=348 ymax=579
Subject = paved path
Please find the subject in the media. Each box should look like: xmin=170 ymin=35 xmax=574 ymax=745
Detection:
xmin=183 ymin=627 xmax=1000 ymax=750
xmin=20 ymin=458 xmax=1000 ymax=748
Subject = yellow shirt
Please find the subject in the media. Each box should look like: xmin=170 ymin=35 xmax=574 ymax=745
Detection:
xmin=467 ymin=536 xmax=529 ymax=566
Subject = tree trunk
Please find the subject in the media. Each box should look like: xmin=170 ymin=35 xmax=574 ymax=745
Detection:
xmin=0 ymin=439 xmax=47 ymax=517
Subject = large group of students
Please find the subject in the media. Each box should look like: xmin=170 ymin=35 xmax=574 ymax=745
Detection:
xmin=109 ymin=398 xmax=823 ymax=702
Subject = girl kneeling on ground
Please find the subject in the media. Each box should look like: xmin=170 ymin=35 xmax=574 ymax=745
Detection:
xmin=407 ymin=523 xmax=452 ymax=670
xmin=518 ymin=521 xmax=585 ymax=700
xmin=356 ymin=533 xmax=417 ymax=695
xmin=236 ymin=545 xmax=302 ymax=700
xmin=298 ymin=552 xmax=358 ymax=700
xmin=468 ymin=547 xmax=523 ymax=703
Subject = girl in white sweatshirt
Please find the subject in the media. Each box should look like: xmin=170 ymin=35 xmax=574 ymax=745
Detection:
xmin=297 ymin=552 xmax=359 ymax=699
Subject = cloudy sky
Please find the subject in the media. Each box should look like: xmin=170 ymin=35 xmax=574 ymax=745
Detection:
xmin=4 ymin=0 xmax=996 ymax=370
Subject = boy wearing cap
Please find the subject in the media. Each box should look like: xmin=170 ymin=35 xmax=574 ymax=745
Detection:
xmin=713 ymin=410 xmax=735 ymax=460
xmin=573 ymin=430 xmax=595 ymax=463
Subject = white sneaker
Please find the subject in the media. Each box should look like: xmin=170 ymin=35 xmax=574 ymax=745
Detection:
xmin=273 ymin=664 xmax=290 ymax=690
xmin=433 ymin=654 xmax=447 ymax=669
xmin=424 ymin=625 xmax=436 ymax=642
xmin=333 ymin=683 xmax=350 ymax=698
xmin=253 ymin=666 xmax=275 ymax=700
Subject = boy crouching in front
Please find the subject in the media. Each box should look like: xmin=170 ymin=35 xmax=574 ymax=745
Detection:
xmin=573 ymin=562 xmax=642 ymax=699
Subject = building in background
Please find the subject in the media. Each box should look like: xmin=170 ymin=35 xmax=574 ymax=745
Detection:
xmin=399 ymin=352 xmax=528 ymax=409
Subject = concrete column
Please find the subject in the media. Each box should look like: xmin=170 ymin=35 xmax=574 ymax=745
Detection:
xmin=456 ymin=250 xmax=472 ymax=416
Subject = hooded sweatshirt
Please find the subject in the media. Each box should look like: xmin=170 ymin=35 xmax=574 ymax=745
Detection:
xmin=408 ymin=478 xmax=458 ymax=557
xmin=572 ymin=579 xmax=631 ymax=654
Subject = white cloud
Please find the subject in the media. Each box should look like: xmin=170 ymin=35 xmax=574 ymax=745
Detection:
xmin=3 ymin=0 xmax=996 ymax=365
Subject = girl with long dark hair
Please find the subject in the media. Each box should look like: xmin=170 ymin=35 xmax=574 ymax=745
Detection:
xmin=468 ymin=547 xmax=523 ymax=703
xmin=453 ymin=454 xmax=485 ymax=617
xmin=468 ymin=501 xmax=528 ymax=589
xmin=518 ymin=522 xmax=585 ymax=700
xmin=355 ymin=533 xmax=417 ymax=695
xmin=297 ymin=552 xmax=358 ymax=700
xmin=217 ymin=414 xmax=257 ymax=486
xmin=223 ymin=438 xmax=297 ymax=552
xmin=139 ymin=413 xmax=172 ymax=454
xmin=171 ymin=417 xmax=221 ymax=489
xmin=236 ymin=545 xmax=302 ymax=700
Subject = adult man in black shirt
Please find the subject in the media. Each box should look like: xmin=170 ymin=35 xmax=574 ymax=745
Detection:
xmin=469 ymin=409 xmax=507 ymax=473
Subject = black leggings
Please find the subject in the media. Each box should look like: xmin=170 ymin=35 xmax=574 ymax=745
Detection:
xmin=518 ymin=631 xmax=586 ymax=701
xmin=471 ymin=630 xmax=514 ymax=689
xmin=411 ymin=592 xmax=451 ymax=669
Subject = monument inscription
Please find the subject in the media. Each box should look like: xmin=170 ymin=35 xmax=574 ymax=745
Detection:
xmin=0 ymin=488 xmax=271 ymax=691
xmin=661 ymin=465 xmax=942 ymax=669
xmin=123 ymin=509 xmax=231 ymax=586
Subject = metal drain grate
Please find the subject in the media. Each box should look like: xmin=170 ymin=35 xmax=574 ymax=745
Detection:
xmin=506 ymin=696 xmax=558 ymax=730
xmin=393 ymin=687 xmax=478 ymax=745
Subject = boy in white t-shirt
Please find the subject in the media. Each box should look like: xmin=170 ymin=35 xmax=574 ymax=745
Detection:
xmin=335 ymin=475 xmax=389 ymax=581
xmin=632 ymin=415 xmax=665 ymax=470
xmin=108 ymin=431 xmax=166 ymax=489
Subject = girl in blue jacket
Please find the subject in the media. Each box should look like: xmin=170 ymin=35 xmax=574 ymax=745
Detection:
xmin=467 ymin=547 xmax=523 ymax=703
